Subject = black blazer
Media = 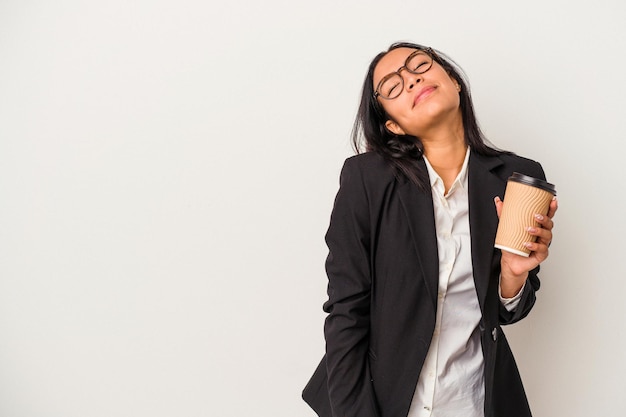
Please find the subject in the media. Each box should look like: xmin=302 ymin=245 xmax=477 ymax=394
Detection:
xmin=303 ymin=151 xmax=546 ymax=417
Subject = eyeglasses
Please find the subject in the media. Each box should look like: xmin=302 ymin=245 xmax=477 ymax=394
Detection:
xmin=374 ymin=48 xmax=435 ymax=100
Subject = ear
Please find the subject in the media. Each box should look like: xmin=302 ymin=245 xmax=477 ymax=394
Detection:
xmin=385 ymin=119 xmax=406 ymax=136
xmin=450 ymin=75 xmax=461 ymax=92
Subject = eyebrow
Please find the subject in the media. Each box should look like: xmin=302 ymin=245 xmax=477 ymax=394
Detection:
xmin=376 ymin=50 xmax=420 ymax=81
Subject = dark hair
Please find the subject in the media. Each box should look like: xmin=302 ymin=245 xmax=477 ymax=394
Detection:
xmin=351 ymin=41 xmax=506 ymax=189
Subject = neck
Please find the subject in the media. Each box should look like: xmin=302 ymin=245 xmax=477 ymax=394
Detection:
xmin=421 ymin=119 xmax=466 ymax=170
xmin=421 ymin=115 xmax=467 ymax=191
xmin=422 ymin=137 xmax=467 ymax=170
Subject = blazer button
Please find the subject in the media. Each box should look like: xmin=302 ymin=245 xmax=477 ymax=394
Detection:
xmin=492 ymin=328 xmax=498 ymax=342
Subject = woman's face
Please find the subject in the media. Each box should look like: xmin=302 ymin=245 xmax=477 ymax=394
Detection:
xmin=373 ymin=47 xmax=461 ymax=137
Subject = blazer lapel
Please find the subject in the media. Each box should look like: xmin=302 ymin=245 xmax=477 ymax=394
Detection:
xmin=468 ymin=152 xmax=506 ymax=310
xmin=397 ymin=159 xmax=439 ymax=311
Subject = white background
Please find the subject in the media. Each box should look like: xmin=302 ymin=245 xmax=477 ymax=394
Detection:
xmin=1 ymin=1 xmax=625 ymax=416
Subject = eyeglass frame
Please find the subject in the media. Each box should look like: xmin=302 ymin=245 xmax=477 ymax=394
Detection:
xmin=373 ymin=47 xmax=437 ymax=100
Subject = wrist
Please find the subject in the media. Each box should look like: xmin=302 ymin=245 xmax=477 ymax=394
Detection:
xmin=499 ymin=271 xmax=528 ymax=298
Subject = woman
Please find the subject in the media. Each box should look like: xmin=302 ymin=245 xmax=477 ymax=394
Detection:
xmin=303 ymin=42 xmax=558 ymax=417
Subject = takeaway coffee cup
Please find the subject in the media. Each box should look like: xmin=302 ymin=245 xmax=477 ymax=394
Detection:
xmin=494 ymin=172 xmax=557 ymax=257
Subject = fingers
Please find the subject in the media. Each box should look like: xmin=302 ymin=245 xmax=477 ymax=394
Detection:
xmin=530 ymin=212 xmax=552 ymax=232
xmin=523 ymin=240 xmax=549 ymax=263
xmin=495 ymin=194 xmax=557 ymax=251
xmin=527 ymin=224 xmax=552 ymax=245
xmin=546 ymin=197 xmax=558 ymax=219
xmin=497 ymin=196 xmax=558 ymax=276
xmin=533 ymin=213 xmax=554 ymax=232
xmin=527 ymin=214 xmax=553 ymax=254
xmin=494 ymin=196 xmax=503 ymax=218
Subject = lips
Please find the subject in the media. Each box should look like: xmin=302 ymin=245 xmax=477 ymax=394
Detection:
xmin=413 ymin=86 xmax=437 ymax=107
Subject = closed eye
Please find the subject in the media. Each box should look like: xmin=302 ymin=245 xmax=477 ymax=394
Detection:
xmin=386 ymin=83 xmax=400 ymax=96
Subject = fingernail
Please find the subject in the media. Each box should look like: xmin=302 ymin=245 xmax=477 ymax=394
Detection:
xmin=527 ymin=227 xmax=537 ymax=233
xmin=534 ymin=214 xmax=544 ymax=221
xmin=524 ymin=242 xmax=533 ymax=248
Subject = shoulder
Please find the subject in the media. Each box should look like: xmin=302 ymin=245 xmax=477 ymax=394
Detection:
xmin=474 ymin=151 xmax=546 ymax=181
xmin=497 ymin=153 xmax=546 ymax=180
xmin=343 ymin=151 xmax=392 ymax=172
xmin=341 ymin=151 xmax=397 ymax=186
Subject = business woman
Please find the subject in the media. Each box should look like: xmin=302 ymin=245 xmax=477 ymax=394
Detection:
xmin=303 ymin=42 xmax=558 ymax=417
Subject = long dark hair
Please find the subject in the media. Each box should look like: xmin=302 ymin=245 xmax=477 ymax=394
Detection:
xmin=351 ymin=42 xmax=506 ymax=189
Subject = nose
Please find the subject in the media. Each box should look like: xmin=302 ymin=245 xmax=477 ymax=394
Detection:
xmin=402 ymin=71 xmax=422 ymax=92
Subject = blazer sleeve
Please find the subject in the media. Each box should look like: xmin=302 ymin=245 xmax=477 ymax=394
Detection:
xmin=499 ymin=266 xmax=540 ymax=324
xmin=499 ymin=159 xmax=547 ymax=325
xmin=322 ymin=158 xmax=381 ymax=417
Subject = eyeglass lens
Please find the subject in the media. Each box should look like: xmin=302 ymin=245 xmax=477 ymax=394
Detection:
xmin=378 ymin=51 xmax=433 ymax=99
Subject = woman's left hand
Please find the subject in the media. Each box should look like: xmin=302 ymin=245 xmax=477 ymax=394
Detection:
xmin=495 ymin=196 xmax=558 ymax=298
